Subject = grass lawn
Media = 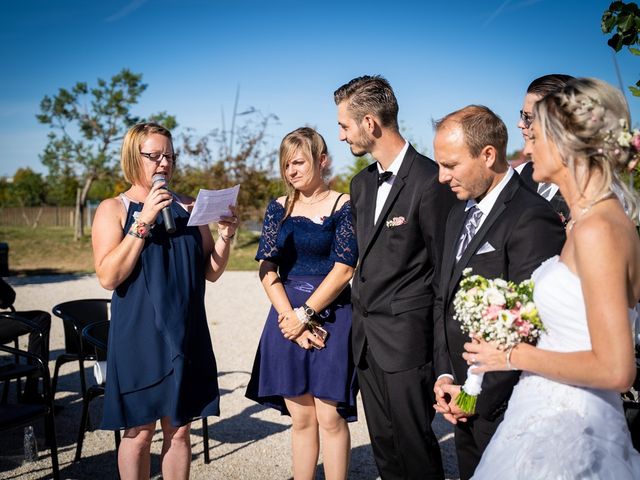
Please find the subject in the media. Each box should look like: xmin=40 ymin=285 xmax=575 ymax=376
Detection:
xmin=0 ymin=226 xmax=260 ymax=276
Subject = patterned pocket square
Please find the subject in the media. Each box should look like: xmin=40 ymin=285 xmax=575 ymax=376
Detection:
xmin=476 ymin=242 xmax=496 ymax=254
xmin=385 ymin=216 xmax=407 ymax=228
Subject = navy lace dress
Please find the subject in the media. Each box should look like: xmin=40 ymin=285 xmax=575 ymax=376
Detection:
xmin=102 ymin=196 xmax=220 ymax=430
xmin=245 ymin=198 xmax=359 ymax=421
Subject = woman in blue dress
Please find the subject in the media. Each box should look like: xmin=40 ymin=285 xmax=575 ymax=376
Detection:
xmin=92 ymin=122 xmax=238 ymax=479
xmin=246 ymin=127 xmax=358 ymax=480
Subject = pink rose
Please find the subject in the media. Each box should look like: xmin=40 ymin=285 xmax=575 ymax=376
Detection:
xmin=632 ymin=133 xmax=640 ymax=151
xmin=484 ymin=304 xmax=502 ymax=321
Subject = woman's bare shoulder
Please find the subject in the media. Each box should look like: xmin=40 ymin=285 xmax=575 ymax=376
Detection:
xmin=333 ymin=191 xmax=350 ymax=209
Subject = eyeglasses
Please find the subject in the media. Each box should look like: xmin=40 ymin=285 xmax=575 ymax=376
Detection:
xmin=140 ymin=151 xmax=178 ymax=163
xmin=519 ymin=110 xmax=533 ymax=129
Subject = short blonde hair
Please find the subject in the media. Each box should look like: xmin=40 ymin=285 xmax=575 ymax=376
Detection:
xmin=278 ymin=127 xmax=328 ymax=219
xmin=121 ymin=122 xmax=173 ymax=185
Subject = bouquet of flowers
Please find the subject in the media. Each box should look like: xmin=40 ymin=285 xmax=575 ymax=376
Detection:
xmin=453 ymin=268 xmax=545 ymax=414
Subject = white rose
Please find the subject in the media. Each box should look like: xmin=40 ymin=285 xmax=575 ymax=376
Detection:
xmin=484 ymin=287 xmax=506 ymax=306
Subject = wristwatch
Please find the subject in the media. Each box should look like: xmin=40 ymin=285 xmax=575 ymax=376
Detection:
xmin=302 ymin=303 xmax=317 ymax=320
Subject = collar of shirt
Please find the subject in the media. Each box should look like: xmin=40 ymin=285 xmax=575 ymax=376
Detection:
xmin=373 ymin=141 xmax=409 ymax=224
xmin=464 ymin=168 xmax=515 ymax=223
xmin=376 ymin=141 xmax=409 ymax=182
xmin=514 ymin=161 xmax=528 ymax=174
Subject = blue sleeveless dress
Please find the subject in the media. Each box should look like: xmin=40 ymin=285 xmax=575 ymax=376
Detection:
xmin=245 ymin=199 xmax=359 ymax=421
xmin=102 ymin=196 xmax=220 ymax=430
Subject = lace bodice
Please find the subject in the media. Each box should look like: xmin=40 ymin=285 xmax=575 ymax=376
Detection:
xmin=532 ymin=255 xmax=637 ymax=352
xmin=255 ymin=199 xmax=358 ymax=278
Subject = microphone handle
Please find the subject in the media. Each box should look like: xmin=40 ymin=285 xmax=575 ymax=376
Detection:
xmin=162 ymin=206 xmax=176 ymax=233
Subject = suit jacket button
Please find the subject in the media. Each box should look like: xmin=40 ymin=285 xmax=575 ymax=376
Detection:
xmin=360 ymin=277 xmax=366 ymax=283
xmin=362 ymin=309 xmax=368 ymax=317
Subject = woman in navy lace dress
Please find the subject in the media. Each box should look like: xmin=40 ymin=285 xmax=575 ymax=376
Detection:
xmin=246 ymin=127 xmax=358 ymax=480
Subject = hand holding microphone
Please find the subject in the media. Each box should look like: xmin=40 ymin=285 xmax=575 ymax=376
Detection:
xmin=151 ymin=174 xmax=176 ymax=233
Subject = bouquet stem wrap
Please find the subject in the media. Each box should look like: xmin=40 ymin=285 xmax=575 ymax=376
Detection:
xmin=456 ymin=366 xmax=484 ymax=414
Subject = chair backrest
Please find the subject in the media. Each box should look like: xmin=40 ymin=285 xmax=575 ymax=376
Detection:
xmin=82 ymin=320 xmax=110 ymax=361
xmin=0 ymin=278 xmax=16 ymax=311
xmin=52 ymin=299 xmax=110 ymax=356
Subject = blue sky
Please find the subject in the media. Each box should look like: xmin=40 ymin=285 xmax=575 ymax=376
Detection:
xmin=2 ymin=0 xmax=639 ymax=178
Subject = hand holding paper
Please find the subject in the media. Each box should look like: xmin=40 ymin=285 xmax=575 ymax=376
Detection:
xmin=187 ymin=185 xmax=240 ymax=226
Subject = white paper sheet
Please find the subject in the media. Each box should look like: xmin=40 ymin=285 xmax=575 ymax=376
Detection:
xmin=187 ymin=185 xmax=240 ymax=226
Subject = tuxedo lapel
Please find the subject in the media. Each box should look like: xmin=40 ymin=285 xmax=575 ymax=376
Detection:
xmin=441 ymin=203 xmax=466 ymax=304
xmin=446 ymin=175 xmax=520 ymax=302
xmin=361 ymin=165 xmax=379 ymax=243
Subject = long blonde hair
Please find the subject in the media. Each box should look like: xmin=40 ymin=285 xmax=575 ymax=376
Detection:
xmin=278 ymin=127 xmax=329 ymax=220
xmin=535 ymin=77 xmax=640 ymax=222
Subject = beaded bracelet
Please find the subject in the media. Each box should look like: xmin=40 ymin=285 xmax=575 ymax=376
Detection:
xmin=128 ymin=219 xmax=151 ymax=239
xmin=294 ymin=306 xmax=311 ymax=325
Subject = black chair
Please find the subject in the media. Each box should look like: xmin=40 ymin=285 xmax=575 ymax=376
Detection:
xmin=0 ymin=316 xmax=59 ymax=479
xmin=0 ymin=278 xmax=52 ymax=403
xmin=0 ymin=311 xmax=34 ymax=403
xmin=79 ymin=321 xmax=211 ymax=464
xmin=51 ymin=299 xmax=110 ymax=409
xmin=75 ymin=320 xmax=120 ymax=462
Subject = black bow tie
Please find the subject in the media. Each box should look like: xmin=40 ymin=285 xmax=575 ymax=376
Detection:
xmin=378 ymin=171 xmax=393 ymax=186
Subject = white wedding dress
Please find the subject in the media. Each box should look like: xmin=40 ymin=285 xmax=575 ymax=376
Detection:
xmin=473 ymin=255 xmax=640 ymax=479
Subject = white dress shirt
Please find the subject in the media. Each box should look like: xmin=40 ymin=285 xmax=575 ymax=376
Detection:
xmin=374 ymin=141 xmax=409 ymax=224
xmin=463 ymin=167 xmax=515 ymax=230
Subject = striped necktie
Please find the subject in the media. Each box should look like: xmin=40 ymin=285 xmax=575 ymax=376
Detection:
xmin=456 ymin=206 xmax=483 ymax=262
xmin=537 ymin=182 xmax=553 ymax=201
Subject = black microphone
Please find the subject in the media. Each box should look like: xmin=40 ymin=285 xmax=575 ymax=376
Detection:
xmin=152 ymin=174 xmax=176 ymax=233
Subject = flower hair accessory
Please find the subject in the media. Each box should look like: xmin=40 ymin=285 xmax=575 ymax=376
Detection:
xmin=605 ymin=118 xmax=640 ymax=171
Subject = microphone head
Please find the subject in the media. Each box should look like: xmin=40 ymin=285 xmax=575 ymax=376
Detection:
xmin=152 ymin=174 xmax=167 ymax=186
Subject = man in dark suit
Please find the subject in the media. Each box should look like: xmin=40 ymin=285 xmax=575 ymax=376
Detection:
xmin=432 ymin=105 xmax=565 ymax=479
xmin=516 ymin=74 xmax=574 ymax=223
xmin=334 ymin=75 xmax=456 ymax=479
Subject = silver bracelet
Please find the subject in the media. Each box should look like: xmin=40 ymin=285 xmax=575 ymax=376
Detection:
xmin=505 ymin=345 xmax=518 ymax=371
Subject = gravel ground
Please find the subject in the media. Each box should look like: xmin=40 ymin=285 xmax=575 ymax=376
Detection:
xmin=0 ymin=272 xmax=459 ymax=479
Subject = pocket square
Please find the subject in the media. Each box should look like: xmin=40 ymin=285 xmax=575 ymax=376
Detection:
xmin=385 ymin=216 xmax=407 ymax=228
xmin=476 ymin=242 xmax=496 ymax=254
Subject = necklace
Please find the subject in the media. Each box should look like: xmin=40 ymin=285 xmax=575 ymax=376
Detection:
xmin=298 ymin=190 xmax=330 ymax=205
xmin=566 ymin=191 xmax=615 ymax=231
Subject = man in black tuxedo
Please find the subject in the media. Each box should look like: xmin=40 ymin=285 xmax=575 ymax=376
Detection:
xmin=516 ymin=74 xmax=574 ymax=224
xmin=432 ymin=105 xmax=565 ymax=479
xmin=334 ymin=75 xmax=455 ymax=479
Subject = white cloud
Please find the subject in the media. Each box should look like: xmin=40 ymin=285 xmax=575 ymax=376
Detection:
xmin=105 ymin=0 xmax=149 ymax=22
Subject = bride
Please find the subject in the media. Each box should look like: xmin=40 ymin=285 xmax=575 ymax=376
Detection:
xmin=465 ymin=78 xmax=640 ymax=479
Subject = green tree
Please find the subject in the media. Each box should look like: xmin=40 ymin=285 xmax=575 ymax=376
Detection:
xmin=45 ymin=166 xmax=80 ymax=206
xmin=0 ymin=177 xmax=10 ymax=207
xmin=176 ymin=110 xmax=280 ymax=221
xmin=36 ymin=68 xmax=177 ymax=239
xmin=602 ymin=1 xmax=640 ymax=96
xmin=11 ymin=168 xmax=47 ymax=207
xmin=330 ymin=156 xmax=371 ymax=193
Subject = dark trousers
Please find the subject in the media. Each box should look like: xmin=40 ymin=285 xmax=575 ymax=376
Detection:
xmin=0 ymin=310 xmax=51 ymax=397
xmin=357 ymin=347 xmax=444 ymax=480
xmin=454 ymin=412 xmax=503 ymax=480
